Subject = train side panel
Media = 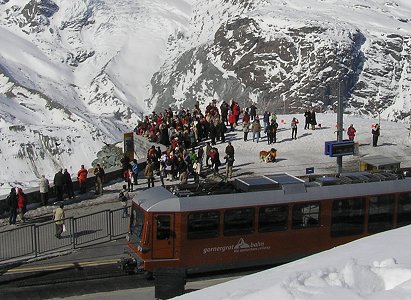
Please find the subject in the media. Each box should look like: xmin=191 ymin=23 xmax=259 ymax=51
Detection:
xmin=124 ymin=184 xmax=411 ymax=274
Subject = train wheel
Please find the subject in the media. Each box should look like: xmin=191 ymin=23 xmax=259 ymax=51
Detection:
xmin=144 ymin=271 xmax=153 ymax=280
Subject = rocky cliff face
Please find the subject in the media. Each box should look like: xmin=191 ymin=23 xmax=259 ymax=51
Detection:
xmin=150 ymin=0 xmax=411 ymax=120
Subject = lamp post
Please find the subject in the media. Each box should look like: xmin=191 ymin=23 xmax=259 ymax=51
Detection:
xmin=336 ymin=82 xmax=343 ymax=174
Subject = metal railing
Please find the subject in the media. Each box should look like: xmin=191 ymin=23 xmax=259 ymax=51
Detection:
xmin=0 ymin=206 xmax=130 ymax=264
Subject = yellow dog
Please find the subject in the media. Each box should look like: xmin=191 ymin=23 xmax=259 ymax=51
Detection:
xmin=259 ymin=148 xmax=277 ymax=163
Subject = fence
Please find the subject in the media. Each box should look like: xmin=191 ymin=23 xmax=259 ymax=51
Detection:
xmin=0 ymin=206 xmax=130 ymax=265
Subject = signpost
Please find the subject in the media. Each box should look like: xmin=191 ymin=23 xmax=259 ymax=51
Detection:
xmin=123 ymin=132 xmax=134 ymax=161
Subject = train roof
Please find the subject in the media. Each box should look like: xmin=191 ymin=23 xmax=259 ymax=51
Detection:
xmin=132 ymin=173 xmax=411 ymax=213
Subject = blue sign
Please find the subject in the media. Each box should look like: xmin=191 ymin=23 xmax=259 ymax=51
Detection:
xmin=306 ymin=167 xmax=315 ymax=174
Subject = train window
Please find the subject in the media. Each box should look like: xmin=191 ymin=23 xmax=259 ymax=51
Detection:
xmin=331 ymin=198 xmax=365 ymax=237
xmin=187 ymin=211 xmax=220 ymax=240
xmin=130 ymin=207 xmax=145 ymax=240
xmin=258 ymin=205 xmax=288 ymax=232
xmin=156 ymin=215 xmax=170 ymax=240
xmin=292 ymin=203 xmax=320 ymax=229
xmin=224 ymin=208 xmax=255 ymax=236
xmin=368 ymin=195 xmax=395 ymax=233
xmin=398 ymin=193 xmax=411 ymax=227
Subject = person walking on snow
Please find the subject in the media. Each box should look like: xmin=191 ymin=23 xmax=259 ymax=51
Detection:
xmin=53 ymin=203 xmax=65 ymax=239
xmin=119 ymin=185 xmax=130 ymax=218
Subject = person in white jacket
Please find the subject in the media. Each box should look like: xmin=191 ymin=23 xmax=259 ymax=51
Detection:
xmin=39 ymin=175 xmax=49 ymax=206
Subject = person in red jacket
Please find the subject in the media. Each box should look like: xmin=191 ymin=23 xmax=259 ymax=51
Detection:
xmin=228 ymin=111 xmax=236 ymax=132
xmin=232 ymin=102 xmax=241 ymax=125
xmin=347 ymin=124 xmax=356 ymax=141
xmin=16 ymin=187 xmax=27 ymax=223
xmin=242 ymin=111 xmax=250 ymax=125
xmin=77 ymin=165 xmax=88 ymax=194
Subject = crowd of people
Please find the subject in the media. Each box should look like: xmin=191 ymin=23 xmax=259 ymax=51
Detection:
xmin=133 ymin=100 xmax=255 ymax=187
xmin=6 ymin=163 xmax=107 ymax=227
xmin=133 ymin=100 xmax=322 ymax=188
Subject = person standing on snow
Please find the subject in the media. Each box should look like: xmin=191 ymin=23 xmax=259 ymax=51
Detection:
xmin=93 ymin=164 xmax=105 ymax=195
xmin=310 ymin=110 xmax=317 ymax=130
xmin=225 ymin=142 xmax=235 ymax=180
xmin=144 ymin=159 xmax=155 ymax=188
xmin=130 ymin=159 xmax=139 ymax=185
xmin=251 ymin=118 xmax=262 ymax=143
xmin=291 ymin=117 xmax=299 ymax=140
xmin=39 ymin=175 xmax=50 ymax=206
xmin=63 ymin=169 xmax=74 ymax=199
xmin=77 ymin=165 xmax=88 ymax=194
xmin=304 ymin=110 xmax=311 ymax=130
xmin=249 ymin=103 xmax=257 ymax=122
xmin=347 ymin=124 xmax=356 ymax=141
xmin=7 ymin=187 xmax=18 ymax=226
xmin=372 ymin=124 xmax=380 ymax=147
xmin=16 ymin=187 xmax=27 ymax=223
xmin=54 ymin=169 xmax=64 ymax=202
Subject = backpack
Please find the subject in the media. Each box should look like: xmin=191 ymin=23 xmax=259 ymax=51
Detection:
xmin=118 ymin=190 xmax=127 ymax=202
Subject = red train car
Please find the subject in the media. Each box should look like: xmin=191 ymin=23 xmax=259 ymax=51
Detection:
xmin=121 ymin=172 xmax=411 ymax=277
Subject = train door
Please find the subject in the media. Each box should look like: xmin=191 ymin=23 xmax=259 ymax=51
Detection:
xmin=152 ymin=214 xmax=175 ymax=259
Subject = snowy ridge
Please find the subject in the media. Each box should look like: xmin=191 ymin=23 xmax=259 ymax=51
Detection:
xmin=0 ymin=0 xmax=411 ymax=193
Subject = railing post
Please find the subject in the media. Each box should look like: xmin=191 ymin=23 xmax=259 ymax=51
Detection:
xmin=70 ymin=217 xmax=75 ymax=250
xmin=32 ymin=224 xmax=38 ymax=258
xmin=73 ymin=217 xmax=77 ymax=249
xmin=108 ymin=210 xmax=112 ymax=241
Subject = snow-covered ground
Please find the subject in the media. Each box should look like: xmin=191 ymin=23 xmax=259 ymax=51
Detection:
xmin=203 ymin=111 xmax=411 ymax=177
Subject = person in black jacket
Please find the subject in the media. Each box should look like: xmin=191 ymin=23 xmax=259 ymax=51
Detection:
xmin=304 ymin=110 xmax=311 ymax=130
xmin=54 ymin=169 xmax=64 ymax=202
xmin=249 ymin=103 xmax=257 ymax=122
xmin=7 ymin=188 xmax=18 ymax=225
xmin=63 ymin=169 xmax=74 ymax=199
xmin=310 ymin=110 xmax=317 ymax=130
xmin=225 ymin=142 xmax=235 ymax=160
xmin=372 ymin=124 xmax=380 ymax=147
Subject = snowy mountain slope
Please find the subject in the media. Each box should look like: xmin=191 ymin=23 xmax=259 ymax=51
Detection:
xmin=0 ymin=0 xmax=411 ymax=193
xmin=151 ymin=0 xmax=411 ymax=118
xmin=0 ymin=0 xmax=193 ymax=192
